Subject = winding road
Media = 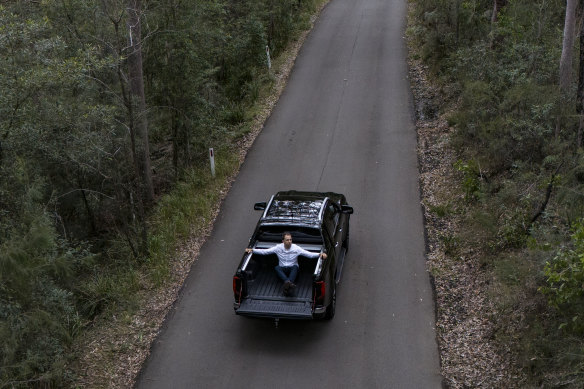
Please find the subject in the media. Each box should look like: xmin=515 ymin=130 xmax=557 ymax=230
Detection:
xmin=135 ymin=0 xmax=442 ymax=387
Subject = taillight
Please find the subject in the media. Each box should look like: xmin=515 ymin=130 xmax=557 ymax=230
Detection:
xmin=233 ymin=276 xmax=242 ymax=303
xmin=313 ymin=281 xmax=326 ymax=305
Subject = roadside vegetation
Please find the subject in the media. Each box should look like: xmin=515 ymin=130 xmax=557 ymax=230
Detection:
xmin=0 ymin=1 xmax=326 ymax=387
xmin=409 ymin=0 xmax=584 ymax=387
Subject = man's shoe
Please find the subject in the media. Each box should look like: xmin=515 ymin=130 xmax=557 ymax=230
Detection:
xmin=283 ymin=281 xmax=291 ymax=296
xmin=288 ymin=283 xmax=296 ymax=296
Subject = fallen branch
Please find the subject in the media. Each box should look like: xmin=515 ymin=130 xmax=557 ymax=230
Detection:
xmin=529 ymin=163 xmax=563 ymax=228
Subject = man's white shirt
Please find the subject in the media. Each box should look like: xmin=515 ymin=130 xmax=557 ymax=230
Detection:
xmin=251 ymin=243 xmax=320 ymax=267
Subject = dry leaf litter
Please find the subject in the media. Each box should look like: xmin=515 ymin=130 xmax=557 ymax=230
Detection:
xmin=409 ymin=55 xmax=524 ymax=387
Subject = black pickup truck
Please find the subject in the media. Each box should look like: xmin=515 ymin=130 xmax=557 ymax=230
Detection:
xmin=233 ymin=191 xmax=353 ymax=322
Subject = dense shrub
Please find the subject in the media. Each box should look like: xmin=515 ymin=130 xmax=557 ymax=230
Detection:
xmin=0 ymin=0 xmax=323 ymax=386
xmin=410 ymin=0 xmax=584 ymax=385
xmin=540 ymin=220 xmax=584 ymax=325
xmin=0 ymin=200 xmax=88 ymax=386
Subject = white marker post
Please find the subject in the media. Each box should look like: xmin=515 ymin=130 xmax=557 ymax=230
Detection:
xmin=266 ymin=45 xmax=271 ymax=70
xmin=209 ymin=148 xmax=216 ymax=178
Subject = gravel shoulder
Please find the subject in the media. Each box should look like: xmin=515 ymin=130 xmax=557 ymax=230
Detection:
xmin=408 ymin=52 xmax=524 ymax=388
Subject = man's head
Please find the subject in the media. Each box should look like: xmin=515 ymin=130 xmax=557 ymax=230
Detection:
xmin=282 ymin=232 xmax=292 ymax=249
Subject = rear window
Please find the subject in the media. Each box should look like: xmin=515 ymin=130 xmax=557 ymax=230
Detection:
xmin=256 ymin=226 xmax=322 ymax=244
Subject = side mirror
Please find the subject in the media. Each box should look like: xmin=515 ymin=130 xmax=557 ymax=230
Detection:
xmin=341 ymin=205 xmax=354 ymax=214
xmin=254 ymin=202 xmax=267 ymax=210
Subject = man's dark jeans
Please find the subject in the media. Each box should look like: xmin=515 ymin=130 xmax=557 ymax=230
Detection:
xmin=275 ymin=265 xmax=298 ymax=283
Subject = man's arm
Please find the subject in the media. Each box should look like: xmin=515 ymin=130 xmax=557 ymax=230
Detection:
xmin=245 ymin=245 xmax=278 ymax=255
xmin=294 ymin=245 xmax=327 ymax=259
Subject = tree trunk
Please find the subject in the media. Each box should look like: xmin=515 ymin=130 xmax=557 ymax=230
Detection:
xmin=557 ymin=0 xmax=578 ymax=137
xmin=560 ymin=0 xmax=578 ymax=93
xmin=127 ymin=0 xmax=154 ymax=203
xmin=578 ymin=0 xmax=584 ymax=148
xmin=491 ymin=0 xmax=507 ymax=24
xmin=125 ymin=0 xmax=152 ymax=256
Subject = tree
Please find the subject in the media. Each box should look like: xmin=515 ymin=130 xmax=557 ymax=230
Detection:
xmin=491 ymin=0 xmax=507 ymax=24
xmin=560 ymin=0 xmax=577 ymax=91
xmin=127 ymin=0 xmax=154 ymax=203
xmin=577 ymin=0 xmax=584 ymax=147
xmin=557 ymin=0 xmax=577 ymax=137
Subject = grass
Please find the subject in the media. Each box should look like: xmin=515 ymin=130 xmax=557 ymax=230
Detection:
xmin=428 ymin=203 xmax=452 ymax=217
xmin=147 ymin=147 xmax=240 ymax=285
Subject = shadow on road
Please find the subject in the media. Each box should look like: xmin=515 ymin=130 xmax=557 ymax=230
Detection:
xmin=234 ymin=316 xmax=332 ymax=355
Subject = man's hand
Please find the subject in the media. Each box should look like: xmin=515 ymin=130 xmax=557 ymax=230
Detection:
xmin=245 ymin=248 xmax=253 ymax=254
xmin=320 ymin=253 xmax=327 ymax=259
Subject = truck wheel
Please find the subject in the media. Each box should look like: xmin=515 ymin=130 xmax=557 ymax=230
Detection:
xmin=325 ymin=285 xmax=336 ymax=320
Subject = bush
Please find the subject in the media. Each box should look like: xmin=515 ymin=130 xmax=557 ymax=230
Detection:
xmin=540 ymin=219 xmax=584 ymax=331
xmin=0 ymin=212 xmax=86 ymax=388
xmin=410 ymin=0 xmax=584 ymax=385
xmin=454 ymin=159 xmax=482 ymax=200
xmin=539 ymin=219 xmax=584 ymax=335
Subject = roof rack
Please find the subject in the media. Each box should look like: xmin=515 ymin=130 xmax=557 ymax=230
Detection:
xmin=260 ymin=196 xmax=328 ymax=226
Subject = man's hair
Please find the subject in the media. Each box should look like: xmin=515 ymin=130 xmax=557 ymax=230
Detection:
xmin=282 ymin=231 xmax=292 ymax=240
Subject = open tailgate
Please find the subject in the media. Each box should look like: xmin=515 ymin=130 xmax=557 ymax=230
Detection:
xmin=235 ymin=298 xmax=313 ymax=319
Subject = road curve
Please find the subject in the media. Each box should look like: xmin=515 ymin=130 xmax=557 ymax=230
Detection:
xmin=135 ymin=0 xmax=442 ymax=387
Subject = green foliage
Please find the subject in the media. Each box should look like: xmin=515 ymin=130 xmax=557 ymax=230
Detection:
xmin=557 ymin=151 xmax=584 ymax=224
xmin=411 ymin=0 xmax=584 ymax=385
xmin=0 ymin=189 xmax=89 ymax=387
xmin=540 ymin=220 xmax=584 ymax=323
xmin=148 ymin=147 xmax=239 ymax=284
xmin=410 ymin=0 xmax=492 ymax=72
xmin=428 ymin=203 xmax=452 ymax=218
xmin=0 ymin=0 xmax=325 ymax=385
xmin=454 ymin=159 xmax=481 ymax=200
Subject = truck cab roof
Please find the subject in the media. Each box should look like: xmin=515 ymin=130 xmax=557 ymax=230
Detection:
xmin=255 ymin=191 xmax=347 ymax=228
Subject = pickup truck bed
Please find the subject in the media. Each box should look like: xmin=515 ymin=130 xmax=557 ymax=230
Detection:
xmin=246 ymin=263 xmax=313 ymax=299
xmin=235 ymin=252 xmax=318 ymax=319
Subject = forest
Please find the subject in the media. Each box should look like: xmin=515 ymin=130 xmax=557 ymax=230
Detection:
xmin=3 ymin=0 xmax=584 ymax=387
xmin=0 ymin=0 xmax=321 ymax=387
xmin=410 ymin=0 xmax=584 ymax=387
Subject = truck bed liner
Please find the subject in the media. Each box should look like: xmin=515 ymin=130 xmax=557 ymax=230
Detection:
xmin=236 ymin=258 xmax=315 ymax=319
xmin=247 ymin=266 xmax=313 ymax=299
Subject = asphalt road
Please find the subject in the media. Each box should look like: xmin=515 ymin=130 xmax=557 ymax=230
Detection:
xmin=135 ymin=0 xmax=442 ymax=387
